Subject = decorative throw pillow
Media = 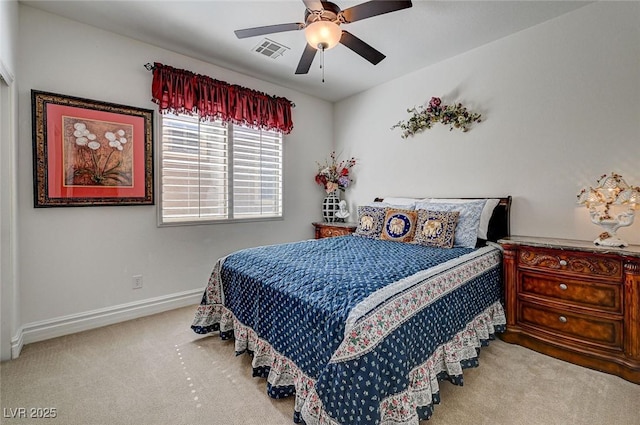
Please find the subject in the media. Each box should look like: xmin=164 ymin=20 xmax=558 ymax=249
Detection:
xmin=415 ymin=200 xmax=486 ymax=248
xmin=353 ymin=205 xmax=386 ymax=239
xmin=413 ymin=210 xmax=459 ymax=248
xmin=380 ymin=208 xmax=418 ymax=243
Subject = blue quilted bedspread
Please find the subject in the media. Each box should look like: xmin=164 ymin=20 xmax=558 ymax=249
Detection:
xmin=192 ymin=236 xmax=505 ymax=425
xmin=222 ymin=237 xmax=471 ymax=374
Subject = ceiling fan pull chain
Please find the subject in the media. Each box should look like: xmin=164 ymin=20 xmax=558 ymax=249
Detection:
xmin=321 ymin=45 xmax=325 ymax=83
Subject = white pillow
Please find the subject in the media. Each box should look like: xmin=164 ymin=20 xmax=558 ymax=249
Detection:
xmin=416 ymin=199 xmax=487 ymax=248
xmin=379 ymin=197 xmax=418 ymax=209
xmin=366 ymin=200 xmax=416 ymax=210
xmin=425 ymin=198 xmax=500 ymax=240
xmin=478 ymin=198 xmax=500 ymax=239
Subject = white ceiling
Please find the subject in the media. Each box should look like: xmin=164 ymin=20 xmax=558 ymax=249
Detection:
xmin=21 ymin=0 xmax=590 ymax=102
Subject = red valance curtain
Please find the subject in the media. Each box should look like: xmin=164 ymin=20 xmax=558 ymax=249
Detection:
xmin=150 ymin=62 xmax=294 ymax=134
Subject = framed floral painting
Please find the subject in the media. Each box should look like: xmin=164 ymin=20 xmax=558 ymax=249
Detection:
xmin=32 ymin=90 xmax=154 ymax=207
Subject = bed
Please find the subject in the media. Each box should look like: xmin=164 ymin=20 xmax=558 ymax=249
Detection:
xmin=192 ymin=196 xmax=511 ymax=425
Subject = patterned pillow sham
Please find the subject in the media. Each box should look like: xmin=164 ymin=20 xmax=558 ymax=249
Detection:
xmin=380 ymin=208 xmax=418 ymax=243
xmin=353 ymin=205 xmax=386 ymax=238
xmin=425 ymin=198 xmax=499 ymax=240
xmin=413 ymin=209 xmax=459 ymax=248
xmin=415 ymin=199 xmax=486 ymax=248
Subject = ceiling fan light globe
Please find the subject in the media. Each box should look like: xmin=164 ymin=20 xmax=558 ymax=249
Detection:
xmin=305 ymin=21 xmax=341 ymax=50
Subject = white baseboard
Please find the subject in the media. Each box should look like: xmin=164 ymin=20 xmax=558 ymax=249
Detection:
xmin=11 ymin=288 xmax=203 ymax=358
xmin=10 ymin=331 xmax=23 ymax=359
xmin=0 ymin=59 xmax=15 ymax=85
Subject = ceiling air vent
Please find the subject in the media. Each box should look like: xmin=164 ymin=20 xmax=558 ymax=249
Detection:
xmin=253 ymin=38 xmax=289 ymax=59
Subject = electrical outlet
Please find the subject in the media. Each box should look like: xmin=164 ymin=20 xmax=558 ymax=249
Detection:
xmin=132 ymin=275 xmax=143 ymax=289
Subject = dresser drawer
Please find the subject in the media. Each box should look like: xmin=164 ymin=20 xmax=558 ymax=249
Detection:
xmin=318 ymin=226 xmax=351 ymax=238
xmin=519 ymin=249 xmax=623 ymax=280
xmin=313 ymin=222 xmax=357 ymax=239
xmin=520 ymin=272 xmax=622 ymax=313
xmin=500 ymin=237 xmax=640 ymax=384
xmin=518 ymin=301 xmax=623 ymax=349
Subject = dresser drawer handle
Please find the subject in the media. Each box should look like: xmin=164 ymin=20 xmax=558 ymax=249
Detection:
xmin=559 ymin=316 xmax=568 ymax=323
xmin=559 ymin=283 xmax=568 ymax=291
xmin=559 ymin=260 xmax=568 ymax=266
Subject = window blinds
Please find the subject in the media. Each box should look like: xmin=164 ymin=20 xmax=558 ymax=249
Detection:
xmin=161 ymin=114 xmax=282 ymax=223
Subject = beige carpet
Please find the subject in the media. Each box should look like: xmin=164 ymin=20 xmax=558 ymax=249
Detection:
xmin=1 ymin=306 xmax=638 ymax=425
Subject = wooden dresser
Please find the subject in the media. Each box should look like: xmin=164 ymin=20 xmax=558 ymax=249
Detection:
xmin=312 ymin=222 xmax=357 ymax=239
xmin=499 ymin=236 xmax=640 ymax=384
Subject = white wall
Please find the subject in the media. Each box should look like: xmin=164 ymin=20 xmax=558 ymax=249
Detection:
xmin=0 ymin=0 xmax=19 ymax=361
xmin=335 ymin=2 xmax=640 ymax=245
xmin=15 ymin=6 xmax=333 ymax=342
xmin=0 ymin=0 xmax=17 ymax=77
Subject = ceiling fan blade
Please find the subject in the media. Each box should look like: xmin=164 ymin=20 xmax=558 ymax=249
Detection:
xmin=235 ymin=23 xmax=304 ymax=39
xmin=302 ymin=0 xmax=324 ymax=11
xmin=339 ymin=31 xmax=385 ymax=65
xmin=341 ymin=0 xmax=412 ymax=23
xmin=295 ymin=44 xmax=318 ymax=74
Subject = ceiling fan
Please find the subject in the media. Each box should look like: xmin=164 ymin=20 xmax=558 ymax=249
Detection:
xmin=234 ymin=0 xmax=413 ymax=75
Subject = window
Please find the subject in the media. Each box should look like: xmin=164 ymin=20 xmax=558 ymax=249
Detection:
xmin=160 ymin=114 xmax=283 ymax=225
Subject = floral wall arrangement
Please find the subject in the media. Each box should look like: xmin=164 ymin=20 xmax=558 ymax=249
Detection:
xmin=391 ymin=97 xmax=482 ymax=138
xmin=315 ymin=151 xmax=356 ymax=194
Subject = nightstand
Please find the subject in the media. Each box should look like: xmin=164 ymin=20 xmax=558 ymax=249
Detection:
xmin=312 ymin=222 xmax=357 ymax=239
xmin=499 ymin=236 xmax=640 ymax=384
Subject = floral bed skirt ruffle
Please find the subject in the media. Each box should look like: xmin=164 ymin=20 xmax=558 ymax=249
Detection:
xmin=192 ymin=301 xmax=506 ymax=425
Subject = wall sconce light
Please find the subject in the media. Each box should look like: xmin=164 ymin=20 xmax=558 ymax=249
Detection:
xmin=577 ymin=172 xmax=640 ymax=247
